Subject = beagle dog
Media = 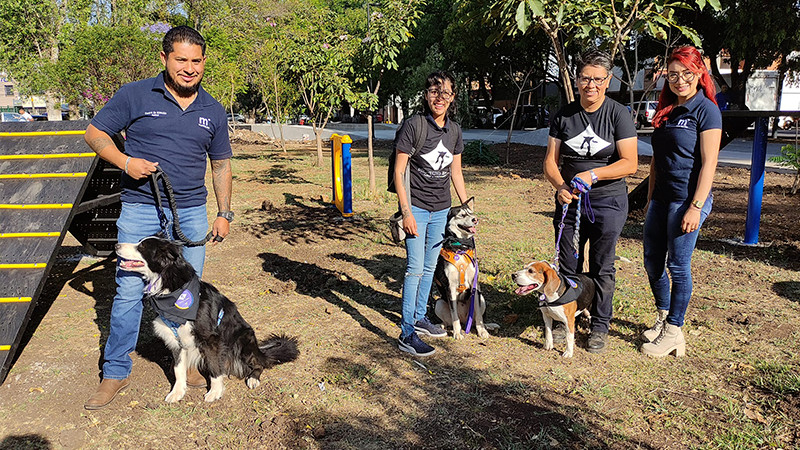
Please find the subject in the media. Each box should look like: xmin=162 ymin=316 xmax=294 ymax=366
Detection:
xmin=512 ymin=261 xmax=594 ymax=358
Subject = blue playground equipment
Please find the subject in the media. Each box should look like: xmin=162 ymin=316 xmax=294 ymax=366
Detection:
xmin=331 ymin=134 xmax=353 ymax=217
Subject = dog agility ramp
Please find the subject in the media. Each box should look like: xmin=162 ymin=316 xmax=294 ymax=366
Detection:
xmin=0 ymin=120 xmax=122 ymax=385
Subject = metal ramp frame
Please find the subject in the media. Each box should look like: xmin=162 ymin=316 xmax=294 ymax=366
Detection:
xmin=0 ymin=120 xmax=122 ymax=385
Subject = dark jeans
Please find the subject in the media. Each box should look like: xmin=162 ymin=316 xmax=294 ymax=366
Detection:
xmin=643 ymin=197 xmax=712 ymax=327
xmin=553 ymin=193 xmax=628 ymax=333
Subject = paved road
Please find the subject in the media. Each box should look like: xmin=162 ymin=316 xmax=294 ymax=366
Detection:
xmin=249 ymin=123 xmax=793 ymax=173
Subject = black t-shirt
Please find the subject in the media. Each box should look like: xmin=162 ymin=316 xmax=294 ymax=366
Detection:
xmin=549 ymin=98 xmax=637 ymax=198
xmin=394 ymin=114 xmax=464 ymax=211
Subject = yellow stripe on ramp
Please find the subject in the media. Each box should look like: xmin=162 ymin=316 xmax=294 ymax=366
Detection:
xmin=0 ymin=263 xmax=47 ymax=269
xmin=0 ymin=130 xmax=86 ymax=137
xmin=0 ymin=204 xmax=73 ymax=209
xmin=0 ymin=153 xmax=95 ymax=160
xmin=0 ymin=173 xmax=88 ymax=179
xmin=0 ymin=232 xmax=60 ymax=238
xmin=0 ymin=297 xmax=32 ymax=303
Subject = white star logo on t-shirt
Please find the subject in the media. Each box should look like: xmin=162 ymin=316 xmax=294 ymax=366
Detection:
xmin=420 ymin=139 xmax=453 ymax=170
xmin=564 ymin=124 xmax=611 ymax=156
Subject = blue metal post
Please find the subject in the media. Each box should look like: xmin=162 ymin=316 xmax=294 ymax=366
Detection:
xmin=341 ymin=139 xmax=352 ymax=215
xmin=744 ymin=117 xmax=768 ymax=245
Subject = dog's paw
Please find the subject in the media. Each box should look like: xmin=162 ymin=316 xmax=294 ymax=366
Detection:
xmin=204 ymin=388 xmax=223 ymax=402
xmin=453 ymin=330 xmax=465 ymax=340
xmin=165 ymin=387 xmax=186 ymax=403
xmin=561 ymin=350 xmax=574 ymax=358
xmin=477 ymin=326 xmax=490 ymax=339
xmin=246 ymin=377 xmax=260 ymax=389
xmin=543 ymin=340 xmax=554 ymax=351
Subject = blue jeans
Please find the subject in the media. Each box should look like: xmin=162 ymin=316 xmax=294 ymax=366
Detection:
xmin=102 ymin=202 xmax=208 ymax=380
xmin=643 ymin=197 xmax=712 ymax=327
xmin=400 ymin=205 xmax=448 ymax=339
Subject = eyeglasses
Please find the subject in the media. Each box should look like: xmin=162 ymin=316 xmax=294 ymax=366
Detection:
xmin=666 ymin=71 xmax=696 ymax=84
xmin=577 ymin=74 xmax=610 ymax=86
xmin=426 ymin=88 xmax=454 ymax=100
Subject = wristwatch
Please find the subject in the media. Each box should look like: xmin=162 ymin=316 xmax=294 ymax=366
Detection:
xmin=691 ymin=200 xmax=704 ymax=209
xmin=589 ymin=170 xmax=598 ymax=184
xmin=217 ymin=211 xmax=235 ymax=222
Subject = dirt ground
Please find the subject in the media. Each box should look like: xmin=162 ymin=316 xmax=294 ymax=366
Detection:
xmin=1 ymin=138 xmax=799 ymax=449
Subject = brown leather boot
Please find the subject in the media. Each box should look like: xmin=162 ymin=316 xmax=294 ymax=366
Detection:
xmin=84 ymin=378 xmax=130 ymax=410
xmin=187 ymin=366 xmax=206 ymax=388
xmin=641 ymin=310 xmax=668 ymax=343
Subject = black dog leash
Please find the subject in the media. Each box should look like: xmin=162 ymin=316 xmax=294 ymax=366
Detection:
xmin=149 ymin=166 xmax=216 ymax=247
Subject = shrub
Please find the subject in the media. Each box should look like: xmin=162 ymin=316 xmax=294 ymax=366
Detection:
xmin=461 ymin=140 xmax=500 ymax=166
xmin=769 ymin=144 xmax=800 ymax=194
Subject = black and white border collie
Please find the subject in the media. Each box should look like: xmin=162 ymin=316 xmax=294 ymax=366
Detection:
xmin=116 ymin=235 xmax=299 ymax=403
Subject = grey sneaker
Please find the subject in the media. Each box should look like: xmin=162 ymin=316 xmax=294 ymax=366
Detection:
xmin=398 ymin=333 xmax=435 ymax=357
xmin=414 ymin=317 xmax=447 ymax=338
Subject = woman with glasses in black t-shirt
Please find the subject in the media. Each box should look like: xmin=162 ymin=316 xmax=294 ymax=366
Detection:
xmin=544 ymin=49 xmax=638 ymax=354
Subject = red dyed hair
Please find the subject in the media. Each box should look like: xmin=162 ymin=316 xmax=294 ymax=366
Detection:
xmin=651 ymin=46 xmax=718 ymax=128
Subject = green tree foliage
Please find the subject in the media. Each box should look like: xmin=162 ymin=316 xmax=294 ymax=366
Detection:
xmin=485 ymin=0 xmax=718 ymax=102
xmin=55 ymin=24 xmax=163 ymax=109
xmin=690 ymin=0 xmax=800 ymax=108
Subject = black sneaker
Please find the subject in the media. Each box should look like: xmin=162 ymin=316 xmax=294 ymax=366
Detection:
xmin=414 ymin=317 xmax=447 ymax=338
xmin=398 ymin=333 xmax=435 ymax=357
xmin=587 ymin=331 xmax=609 ymax=354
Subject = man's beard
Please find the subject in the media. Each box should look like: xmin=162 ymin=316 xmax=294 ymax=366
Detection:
xmin=164 ymin=70 xmax=201 ymax=97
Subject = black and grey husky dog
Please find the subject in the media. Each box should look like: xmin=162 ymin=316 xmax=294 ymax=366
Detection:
xmin=433 ymin=198 xmax=496 ymax=339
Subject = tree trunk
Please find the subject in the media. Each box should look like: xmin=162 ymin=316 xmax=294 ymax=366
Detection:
xmin=273 ymin=74 xmax=287 ymax=153
xmin=367 ymin=114 xmax=376 ymax=196
xmin=314 ymin=123 xmax=323 ymax=166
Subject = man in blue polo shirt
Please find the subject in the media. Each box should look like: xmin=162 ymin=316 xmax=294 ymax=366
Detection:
xmin=83 ymin=26 xmax=233 ymax=410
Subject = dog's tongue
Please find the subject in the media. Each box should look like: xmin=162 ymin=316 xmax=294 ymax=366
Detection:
xmin=468 ymin=226 xmax=477 ymax=234
xmin=119 ymin=258 xmax=144 ymax=269
xmin=515 ymin=285 xmax=537 ymax=295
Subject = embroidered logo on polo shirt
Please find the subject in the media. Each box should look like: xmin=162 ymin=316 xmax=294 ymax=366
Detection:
xmin=420 ymin=139 xmax=453 ymax=170
xmin=198 ymin=117 xmax=211 ymax=130
xmin=564 ymin=124 xmax=611 ymax=156
xmin=145 ymin=111 xmax=167 ymax=117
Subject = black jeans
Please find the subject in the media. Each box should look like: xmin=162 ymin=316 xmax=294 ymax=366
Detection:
xmin=553 ymin=193 xmax=628 ymax=333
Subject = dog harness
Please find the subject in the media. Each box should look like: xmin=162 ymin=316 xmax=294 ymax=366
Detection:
xmin=538 ymin=273 xmax=584 ymax=307
xmin=439 ymin=247 xmax=476 ymax=294
xmin=438 ymin=236 xmax=479 ymax=334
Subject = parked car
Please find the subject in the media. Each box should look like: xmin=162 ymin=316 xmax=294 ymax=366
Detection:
xmin=226 ymin=113 xmax=245 ymax=123
xmin=495 ymin=105 xmax=549 ymax=130
xmin=0 ymin=112 xmax=26 ymax=122
xmin=778 ymin=116 xmax=797 ymax=130
xmin=631 ymin=101 xmax=658 ymax=129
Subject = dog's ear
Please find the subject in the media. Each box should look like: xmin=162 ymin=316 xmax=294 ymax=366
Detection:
xmin=463 ymin=196 xmax=475 ymax=211
xmin=540 ymin=263 xmax=561 ymax=298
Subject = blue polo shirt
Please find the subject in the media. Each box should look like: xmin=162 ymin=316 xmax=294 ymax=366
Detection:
xmin=91 ymin=72 xmax=231 ymax=208
xmin=651 ymin=90 xmax=722 ymax=203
